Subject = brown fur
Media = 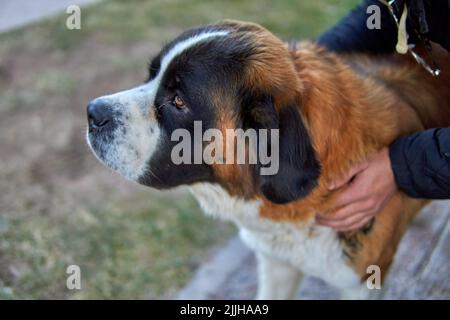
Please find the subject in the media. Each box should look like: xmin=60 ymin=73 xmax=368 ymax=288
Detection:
xmin=215 ymin=21 xmax=450 ymax=280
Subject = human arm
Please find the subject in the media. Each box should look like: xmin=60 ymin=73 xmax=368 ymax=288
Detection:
xmin=317 ymin=0 xmax=397 ymax=54
xmin=316 ymin=128 xmax=450 ymax=231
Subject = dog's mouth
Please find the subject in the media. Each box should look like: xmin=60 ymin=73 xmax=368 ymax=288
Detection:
xmin=86 ymin=123 xmax=146 ymax=182
xmin=86 ymin=124 xmax=114 ymax=169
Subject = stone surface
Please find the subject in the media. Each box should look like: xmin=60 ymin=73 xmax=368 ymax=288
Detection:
xmin=178 ymin=201 xmax=450 ymax=300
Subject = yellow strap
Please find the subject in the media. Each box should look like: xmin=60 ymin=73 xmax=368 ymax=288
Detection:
xmin=396 ymin=3 xmax=409 ymax=54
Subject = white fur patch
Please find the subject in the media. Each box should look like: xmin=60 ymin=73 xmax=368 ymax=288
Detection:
xmin=190 ymin=183 xmax=361 ymax=290
xmin=86 ymin=81 xmax=161 ymax=181
xmin=87 ymin=31 xmax=229 ymax=182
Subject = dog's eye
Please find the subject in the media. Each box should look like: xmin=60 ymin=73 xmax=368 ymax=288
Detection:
xmin=173 ymin=95 xmax=185 ymax=109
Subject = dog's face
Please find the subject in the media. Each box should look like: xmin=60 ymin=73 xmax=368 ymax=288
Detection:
xmin=87 ymin=21 xmax=320 ymax=204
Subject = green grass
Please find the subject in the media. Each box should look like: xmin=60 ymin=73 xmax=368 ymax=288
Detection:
xmin=0 ymin=0 xmax=359 ymax=299
xmin=0 ymin=193 xmax=230 ymax=299
xmin=1 ymin=0 xmax=359 ymax=55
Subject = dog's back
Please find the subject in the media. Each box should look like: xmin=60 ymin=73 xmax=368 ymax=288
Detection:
xmin=337 ymin=44 xmax=450 ymax=279
xmin=349 ymin=44 xmax=450 ymax=278
xmin=277 ymin=41 xmax=450 ymax=286
xmin=346 ymin=44 xmax=450 ymax=131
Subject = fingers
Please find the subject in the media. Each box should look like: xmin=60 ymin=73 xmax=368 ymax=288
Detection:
xmin=316 ymin=197 xmax=376 ymax=230
xmin=335 ymin=215 xmax=374 ymax=232
xmin=318 ymin=147 xmax=395 ymax=232
xmin=328 ymin=161 xmax=369 ymax=190
xmin=316 ymin=211 xmax=370 ymax=231
xmin=332 ymin=179 xmax=366 ymax=209
xmin=318 ymin=200 xmax=366 ymax=222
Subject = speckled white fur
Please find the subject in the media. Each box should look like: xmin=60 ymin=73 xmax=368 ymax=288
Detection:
xmin=86 ymin=81 xmax=161 ymax=181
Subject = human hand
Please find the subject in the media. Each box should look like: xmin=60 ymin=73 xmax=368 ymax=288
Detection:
xmin=316 ymin=147 xmax=397 ymax=232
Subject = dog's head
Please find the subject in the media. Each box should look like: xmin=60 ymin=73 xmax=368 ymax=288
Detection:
xmin=86 ymin=20 xmax=320 ymax=204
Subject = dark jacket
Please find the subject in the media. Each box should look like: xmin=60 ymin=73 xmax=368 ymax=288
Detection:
xmin=317 ymin=0 xmax=450 ymax=198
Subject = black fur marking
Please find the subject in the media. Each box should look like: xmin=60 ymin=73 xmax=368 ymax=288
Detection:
xmin=361 ymin=217 xmax=375 ymax=235
xmin=338 ymin=232 xmax=362 ymax=262
xmin=140 ymin=33 xmax=257 ymax=189
xmin=338 ymin=218 xmax=376 ymax=261
xmin=147 ymin=24 xmax=231 ymax=83
xmin=141 ymin=25 xmax=320 ymax=198
xmin=253 ymin=101 xmax=321 ymax=204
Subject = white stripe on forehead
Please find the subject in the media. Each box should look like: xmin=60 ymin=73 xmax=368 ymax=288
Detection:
xmin=92 ymin=31 xmax=229 ymax=109
xmin=158 ymin=30 xmax=229 ymax=80
xmin=140 ymin=30 xmax=229 ymax=106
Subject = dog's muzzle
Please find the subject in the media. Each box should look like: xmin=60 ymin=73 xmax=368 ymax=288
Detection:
xmin=85 ymin=84 xmax=162 ymax=183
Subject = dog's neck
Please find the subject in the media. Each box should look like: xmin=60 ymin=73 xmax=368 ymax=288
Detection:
xmin=293 ymin=43 xmax=400 ymax=180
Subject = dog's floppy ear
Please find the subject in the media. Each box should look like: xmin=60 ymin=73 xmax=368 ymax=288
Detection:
xmin=244 ymin=94 xmax=321 ymax=204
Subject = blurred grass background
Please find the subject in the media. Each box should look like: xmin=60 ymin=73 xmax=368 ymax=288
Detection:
xmin=0 ymin=0 xmax=359 ymax=299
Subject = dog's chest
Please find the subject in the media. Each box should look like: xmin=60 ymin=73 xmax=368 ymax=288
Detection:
xmin=190 ymin=183 xmax=360 ymax=287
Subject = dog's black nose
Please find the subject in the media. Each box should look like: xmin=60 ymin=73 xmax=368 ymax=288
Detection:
xmin=87 ymin=99 xmax=112 ymax=129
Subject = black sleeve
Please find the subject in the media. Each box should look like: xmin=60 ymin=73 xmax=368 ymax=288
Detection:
xmin=414 ymin=0 xmax=450 ymax=52
xmin=317 ymin=0 xmax=397 ymax=54
xmin=389 ymin=127 xmax=450 ymax=199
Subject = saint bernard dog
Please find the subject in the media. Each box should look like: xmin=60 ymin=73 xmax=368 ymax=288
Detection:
xmin=86 ymin=20 xmax=450 ymax=299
